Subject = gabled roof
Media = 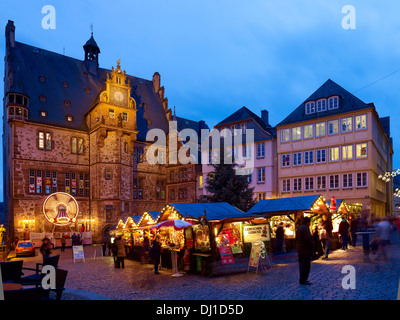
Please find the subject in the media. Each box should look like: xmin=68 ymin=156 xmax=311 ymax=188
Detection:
xmin=277 ymin=79 xmax=373 ymax=127
xmin=168 ymin=202 xmax=255 ymax=221
xmin=6 ymin=41 xmax=169 ymax=142
xmin=247 ymin=195 xmax=328 ymax=216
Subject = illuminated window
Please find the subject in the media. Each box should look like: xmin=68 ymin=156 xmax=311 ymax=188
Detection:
xmin=329 ymin=147 xmax=339 ymax=162
xmin=38 ymin=132 xmax=45 ymax=149
xmin=66 ymin=116 xmax=73 ymax=122
xmin=122 ymin=112 xmax=128 ymax=121
xmin=45 ymin=133 xmax=52 ymax=150
xmin=40 ymin=111 xmax=47 ymax=117
xmin=316 ymin=122 xmax=326 ymax=137
xmin=304 ymin=124 xmax=313 ymax=139
xmin=341 ymin=117 xmax=353 ymax=132
xmin=199 ymin=175 xmax=203 ymax=188
xmin=78 ymin=138 xmax=84 ymax=154
xmin=356 ymin=143 xmax=368 ymax=159
xmin=71 ymin=137 xmax=77 ymax=153
xmin=280 ymin=129 xmax=290 ymax=142
xmin=355 ymin=115 xmax=367 ymax=130
xmin=292 ymin=126 xmax=302 ymax=140
xmin=328 ymin=120 xmax=339 ymax=135
xmin=342 ymin=145 xmax=353 ymax=160
xmin=109 ymin=109 xmax=115 ymax=119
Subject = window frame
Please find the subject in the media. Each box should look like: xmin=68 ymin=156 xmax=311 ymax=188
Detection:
xmin=356 ymin=143 xmax=368 ymax=159
xmin=342 ymin=145 xmax=354 ymax=161
xmin=355 ymin=114 xmax=367 ymax=131
xmin=328 ymin=119 xmax=339 ymax=135
xmin=329 ymin=147 xmax=340 ymax=162
xmin=315 ymin=122 xmax=326 ymax=137
xmin=304 ymin=150 xmax=314 ymax=165
xmin=342 ymin=173 xmax=353 ymax=189
xmin=303 ymin=124 xmax=313 ymax=139
xmin=356 ymin=172 xmax=368 ymax=188
xmin=280 ymin=129 xmax=290 ymax=143
xmin=292 ymin=126 xmax=302 ymax=141
xmin=316 ymin=149 xmax=326 ymax=163
xmin=341 ymin=117 xmax=353 ymax=133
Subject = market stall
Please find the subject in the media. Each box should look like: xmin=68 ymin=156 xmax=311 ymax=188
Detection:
xmin=128 ymin=211 xmax=160 ymax=262
xmin=247 ymin=195 xmax=330 ymax=252
xmin=157 ymin=203 xmax=269 ymax=276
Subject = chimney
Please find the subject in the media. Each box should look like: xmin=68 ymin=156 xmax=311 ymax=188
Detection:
xmin=261 ymin=109 xmax=269 ymax=126
xmin=152 ymin=72 xmax=160 ymax=92
xmin=5 ymin=20 xmax=15 ymax=49
xmin=199 ymin=120 xmax=206 ymax=130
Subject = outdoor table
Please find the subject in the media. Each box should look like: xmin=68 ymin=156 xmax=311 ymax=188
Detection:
xmin=170 ymin=248 xmax=183 ymax=277
xmin=3 ymin=283 xmax=23 ymax=291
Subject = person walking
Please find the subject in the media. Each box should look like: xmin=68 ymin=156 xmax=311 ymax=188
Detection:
xmin=149 ymin=235 xmax=161 ymax=274
xmin=349 ymin=215 xmax=359 ymax=247
xmin=275 ymin=222 xmax=285 ymax=254
xmin=115 ymin=236 xmax=126 ymax=268
xmin=101 ymin=236 xmax=108 ymax=257
xmin=40 ymin=237 xmax=52 ymax=259
xmin=71 ymin=233 xmax=77 ymax=246
xmin=319 ymin=214 xmax=333 ymax=259
xmin=339 ymin=218 xmax=350 ymax=250
xmin=396 ymin=216 xmax=400 ymax=241
xmin=296 ymin=217 xmax=314 ymax=285
xmin=60 ymin=234 xmax=66 ymax=252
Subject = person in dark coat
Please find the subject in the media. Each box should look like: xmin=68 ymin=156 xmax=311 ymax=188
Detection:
xmin=275 ymin=223 xmax=285 ymax=254
xmin=339 ymin=218 xmax=350 ymax=250
xmin=149 ymin=235 xmax=161 ymax=274
xmin=296 ymin=216 xmax=314 ymax=285
xmin=40 ymin=237 xmax=52 ymax=259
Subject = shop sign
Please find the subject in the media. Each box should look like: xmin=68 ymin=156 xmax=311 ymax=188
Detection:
xmin=243 ymin=224 xmax=270 ymax=243
xmin=218 ymin=245 xmax=234 ymax=265
xmin=72 ymin=245 xmax=85 ymax=263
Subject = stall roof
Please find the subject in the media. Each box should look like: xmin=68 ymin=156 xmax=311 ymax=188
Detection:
xmin=247 ymin=195 xmax=328 ymax=216
xmin=168 ymin=202 xmax=257 ymax=222
xmin=147 ymin=211 xmax=161 ymax=221
xmin=131 ymin=216 xmax=142 ymax=225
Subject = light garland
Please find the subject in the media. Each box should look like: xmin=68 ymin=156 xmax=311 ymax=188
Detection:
xmin=378 ymin=169 xmax=400 ymax=182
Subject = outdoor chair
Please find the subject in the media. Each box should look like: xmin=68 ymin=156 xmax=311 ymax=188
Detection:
xmin=4 ymin=287 xmax=44 ymax=301
xmin=19 ymin=254 xmax=60 ymax=284
xmin=0 ymin=260 xmax=23 ymax=283
xmin=41 ymin=268 xmax=68 ymax=300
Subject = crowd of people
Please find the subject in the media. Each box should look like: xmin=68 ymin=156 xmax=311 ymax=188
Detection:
xmin=296 ymin=213 xmax=400 ymax=285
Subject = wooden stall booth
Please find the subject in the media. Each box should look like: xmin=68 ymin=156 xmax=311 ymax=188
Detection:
xmin=247 ymin=195 xmax=330 ymax=253
xmin=128 ymin=211 xmax=160 ymax=262
xmin=158 ymin=203 xmax=269 ymax=276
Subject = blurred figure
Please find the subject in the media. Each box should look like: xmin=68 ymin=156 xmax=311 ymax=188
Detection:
xmin=40 ymin=237 xmax=52 ymax=259
xmin=296 ymin=217 xmax=314 ymax=285
xmin=349 ymin=215 xmax=359 ymax=247
xmin=375 ymin=217 xmax=391 ymax=261
xmin=115 ymin=235 xmax=126 ymax=268
xmin=339 ymin=218 xmax=350 ymax=250
xmin=150 ymin=235 xmax=161 ymax=274
xmin=319 ymin=214 xmax=333 ymax=259
xmin=359 ymin=217 xmax=371 ymax=262
xmin=275 ymin=222 xmax=285 ymax=254
xmin=395 ymin=216 xmax=400 ymax=240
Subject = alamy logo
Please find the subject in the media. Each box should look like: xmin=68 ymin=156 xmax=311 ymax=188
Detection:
xmin=342 ymin=5 xmax=356 ymax=30
xmin=341 ymin=265 xmax=356 ymax=290
xmin=42 ymin=5 xmax=56 ymax=30
xmin=0 ymin=265 xmax=56 ymax=300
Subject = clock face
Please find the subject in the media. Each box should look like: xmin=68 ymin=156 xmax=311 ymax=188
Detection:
xmin=114 ymin=91 xmax=124 ymax=103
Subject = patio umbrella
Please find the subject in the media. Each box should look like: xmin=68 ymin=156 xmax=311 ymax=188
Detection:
xmin=151 ymin=219 xmax=193 ymax=231
xmin=150 ymin=219 xmax=193 ymax=277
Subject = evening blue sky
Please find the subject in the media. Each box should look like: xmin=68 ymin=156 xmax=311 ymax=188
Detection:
xmin=1 ymin=1 xmax=400 ymax=200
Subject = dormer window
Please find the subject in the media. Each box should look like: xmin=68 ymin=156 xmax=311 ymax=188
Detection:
xmin=116 ymin=77 xmax=122 ymax=85
xmin=8 ymin=93 xmax=29 ymax=107
xmin=305 ymin=101 xmax=315 ymax=114
xmin=40 ymin=111 xmax=47 ymax=117
xmin=328 ymin=96 xmax=339 ymax=110
xmin=39 ymin=95 xmax=46 ymax=102
xmin=64 ymin=100 xmax=71 ymax=107
xmin=62 ymin=81 xmax=69 ymax=88
xmin=316 ymin=99 xmax=327 ymax=112
xmin=66 ymin=115 xmax=73 ymax=122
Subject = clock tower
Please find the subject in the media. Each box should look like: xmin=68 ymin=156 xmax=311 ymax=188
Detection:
xmin=86 ymin=60 xmax=138 ymax=230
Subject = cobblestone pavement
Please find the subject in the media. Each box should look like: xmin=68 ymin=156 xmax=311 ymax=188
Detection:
xmin=14 ymin=232 xmax=400 ymax=300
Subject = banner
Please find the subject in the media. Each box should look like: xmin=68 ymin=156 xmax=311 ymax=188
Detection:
xmin=249 ymin=241 xmax=262 ymax=267
xmin=243 ymin=224 xmax=271 ymax=243
xmin=218 ymin=245 xmax=234 ymax=265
